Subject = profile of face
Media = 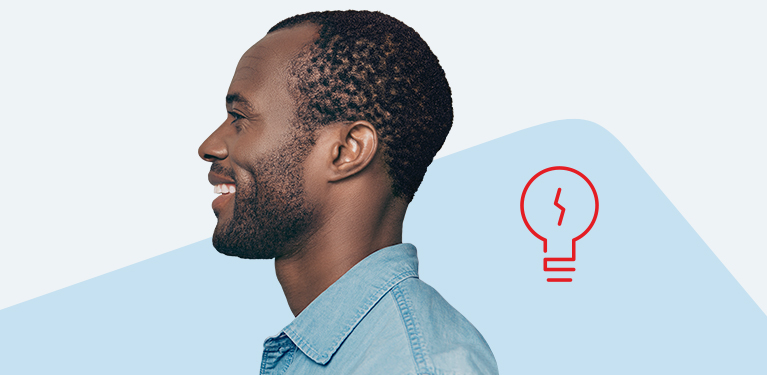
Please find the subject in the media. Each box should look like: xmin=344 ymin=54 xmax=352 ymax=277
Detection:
xmin=198 ymin=25 xmax=320 ymax=260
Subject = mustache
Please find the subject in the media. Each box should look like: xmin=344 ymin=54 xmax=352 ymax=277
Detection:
xmin=210 ymin=162 xmax=236 ymax=181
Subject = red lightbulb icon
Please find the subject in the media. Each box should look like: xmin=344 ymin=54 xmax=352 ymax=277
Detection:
xmin=520 ymin=166 xmax=599 ymax=282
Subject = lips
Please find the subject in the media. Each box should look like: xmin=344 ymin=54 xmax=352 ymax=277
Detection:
xmin=212 ymin=189 xmax=234 ymax=215
xmin=208 ymin=171 xmax=235 ymax=186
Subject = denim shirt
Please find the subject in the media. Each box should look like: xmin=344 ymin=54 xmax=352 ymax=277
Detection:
xmin=260 ymin=243 xmax=498 ymax=374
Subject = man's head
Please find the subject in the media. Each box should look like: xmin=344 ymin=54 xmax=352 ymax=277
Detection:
xmin=270 ymin=11 xmax=453 ymax=202
xmin=198 ymin=11 xmax=452 ymax=259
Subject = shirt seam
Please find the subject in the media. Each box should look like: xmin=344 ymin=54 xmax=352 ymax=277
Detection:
xmin=392 ymin=281 xmax=435 ymax=374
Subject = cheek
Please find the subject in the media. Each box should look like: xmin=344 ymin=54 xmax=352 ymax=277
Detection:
xmin=300 ymin=153 xmax=328 ymax=202
xmin=229 ymin=138 xmax=263 ymax=177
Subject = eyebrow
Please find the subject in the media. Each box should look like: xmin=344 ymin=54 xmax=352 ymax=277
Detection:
xmin=225 ymin=93 xmax=255 ymax=112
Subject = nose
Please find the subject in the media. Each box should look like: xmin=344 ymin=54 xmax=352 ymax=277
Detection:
xmin=198 ymin=125 xmax=228 ymax=162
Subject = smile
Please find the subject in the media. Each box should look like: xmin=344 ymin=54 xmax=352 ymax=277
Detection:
xmin=212 ymin=184 xmax=236 ymax=215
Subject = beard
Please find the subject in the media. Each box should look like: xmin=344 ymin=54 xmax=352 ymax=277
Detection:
xmin=211 ymin=131 xmax=316 ymax=259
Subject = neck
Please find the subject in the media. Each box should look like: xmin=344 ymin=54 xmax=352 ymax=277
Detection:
xmin=274 ymin=189 xmax=407 ymax=317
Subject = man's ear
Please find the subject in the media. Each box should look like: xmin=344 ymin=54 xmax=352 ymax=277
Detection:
xmin=327 ymin=121 xmax=378 ymax=182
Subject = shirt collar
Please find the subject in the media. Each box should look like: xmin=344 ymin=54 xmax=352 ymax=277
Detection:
xmin=281 ymin=243 xmax=419 ymax=365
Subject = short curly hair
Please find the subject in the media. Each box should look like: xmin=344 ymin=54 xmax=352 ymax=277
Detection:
xmin=269 ymin=10 xmax=453 ymax=203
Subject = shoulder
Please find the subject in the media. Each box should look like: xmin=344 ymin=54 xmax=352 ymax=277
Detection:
xmin=328 ymin=277 xmax=499 ymax=375
xmin=386 ymin=277 xmax=499 ymax=375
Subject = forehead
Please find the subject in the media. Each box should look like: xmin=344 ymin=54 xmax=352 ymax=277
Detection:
xmin=229 ymin=24 xmax=319 ymax=98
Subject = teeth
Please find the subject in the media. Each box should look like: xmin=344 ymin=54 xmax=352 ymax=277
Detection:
xmin=214 ymin=184 xmax=236 ymax=195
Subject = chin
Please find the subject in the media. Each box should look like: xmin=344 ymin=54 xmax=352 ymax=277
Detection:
xmin=211 ymin=229 xmax=278 ymax=260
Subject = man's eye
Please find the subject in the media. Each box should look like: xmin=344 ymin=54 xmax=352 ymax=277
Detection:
xmin=228 ymin=112 xmax=245 ymax=121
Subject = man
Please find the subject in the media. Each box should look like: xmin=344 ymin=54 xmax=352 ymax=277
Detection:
xmin=198 ymin=10 xmax=498 ymax=374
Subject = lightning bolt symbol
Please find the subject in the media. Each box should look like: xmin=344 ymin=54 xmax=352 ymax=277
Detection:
xmin=554 ymin=187 xmax=565 ymax=226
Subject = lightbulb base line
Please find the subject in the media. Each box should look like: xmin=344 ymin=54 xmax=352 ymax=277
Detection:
xmin=547 ymin=278 xmax=573 ymax=282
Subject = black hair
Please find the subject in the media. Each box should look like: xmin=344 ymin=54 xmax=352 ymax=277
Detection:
xmin=269 ymin=10 xmax=453 ymax=203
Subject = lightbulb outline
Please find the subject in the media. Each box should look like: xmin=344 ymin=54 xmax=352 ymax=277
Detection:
xmin=520 ymin=166 xmax=599 ymax=278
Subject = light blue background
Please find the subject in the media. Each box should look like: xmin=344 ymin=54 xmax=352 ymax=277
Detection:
xmin=1 ymin=120 xmax=765 ymax=374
